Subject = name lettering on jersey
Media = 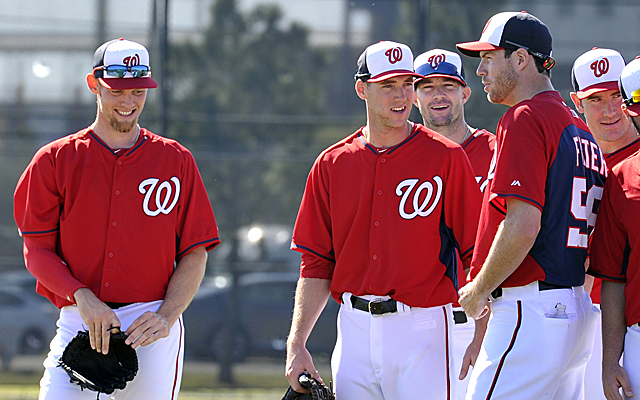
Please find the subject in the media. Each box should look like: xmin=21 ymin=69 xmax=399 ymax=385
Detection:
xmin=572 ymin=136 xmax=607 ymax=177
xmin=396 ymin=177 xmax=443 ymax=220
xmin=139 ymin=177 xmax=181 ymax=217
xmin=510 ymin=180 xmax=521 ymax=186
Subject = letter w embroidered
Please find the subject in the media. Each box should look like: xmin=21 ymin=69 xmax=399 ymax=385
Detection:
xmin=396 ymin=177 xmax=443 ymax=220
xmin=511 ymin=180 xmax=521 ymax=186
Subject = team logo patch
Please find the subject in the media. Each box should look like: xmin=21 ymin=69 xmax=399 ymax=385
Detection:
xmin=590 ymin=57 xmax=609 ymax=78
xmin=139 ymin=177 xmax=181 ymax=216
xmin=428 ymin=54 xmax=446 ymax=68
xmin=385 ymin=47 xmax=403 ymax=64
xmin=396 ymin=177 xmax=442 ymax=220
xmin=123 ymin=54 xmax=141 ymax=67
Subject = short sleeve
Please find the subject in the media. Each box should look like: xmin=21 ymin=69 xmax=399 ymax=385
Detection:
xmin=14 ymin=146 xmax=62 ymax=236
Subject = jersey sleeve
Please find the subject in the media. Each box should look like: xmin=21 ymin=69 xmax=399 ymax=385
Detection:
xmin=444 ymin=146 xmax=482 ymax=270
xmin=14 ymin=146 xmax=62 ymax=236
xmin=589 ymin=173 xmax=627 ymax=282
xmin=491 ymin=107 xmax=548 ymax=211
xmin=175 ymin=150 xmax=220 ymax=258
xmin=291 ymin=154 xmax=336 ymax=279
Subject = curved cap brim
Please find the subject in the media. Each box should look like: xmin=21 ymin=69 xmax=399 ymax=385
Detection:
xmin=367 ymin=71 xmax=423 ymax=82
xmin=575 ymin=81 xmax=620 ymax=100
xmin=99 ymin=77 xmax=158 ymax=90
xmin=456 ymin=41 xmax=503 ymax=58
xmin=415 ymin=74 xmax=466 ymax=86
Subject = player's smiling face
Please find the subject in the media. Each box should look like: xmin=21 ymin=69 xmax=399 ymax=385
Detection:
xmin=414 ymin=76 xmax=469 ymax=128
xmin=362 ymin=75 xmax=415 ymax=129
xmin=97 ymin=85 xmax=148 ymax=133
xmin=575 ymin=89 xmax=636 ymax=148
xmin=477 ymin=50 xmax=518 ymax=106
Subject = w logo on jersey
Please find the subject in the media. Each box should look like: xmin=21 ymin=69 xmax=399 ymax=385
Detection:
xmin=139 ymin=177 xmax=180 ymax=216
xmin=396 ymin=177 xmax=443 ymax=219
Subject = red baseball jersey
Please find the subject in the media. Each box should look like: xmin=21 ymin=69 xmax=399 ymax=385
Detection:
xmin=589 ymin=153 xmax=640 ymax=325
xmin=14 ymin=128 xmax=220 ymax=308
xmin=291 ymin=123 xmax=482 ymax=308
xmin=462 ymin=128 xmax=497 ymax=194
xmin=470 ymin=91 xmax=607 ymax=288
xmin=590 ymin=137 xmax=640 ymax=303
xmin=456 ymin=128 xmax=496 ymax=302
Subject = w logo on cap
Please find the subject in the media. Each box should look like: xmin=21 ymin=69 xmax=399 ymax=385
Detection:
xmin=428 ymin=54 xmax=446 ymax=68
xmin=123 ymin=54 xmax=141 ymax=67
xmin=385 ymin=47 xmax=403 ymax=64
xmin=590 ymin=58 xmax=609 ymax=78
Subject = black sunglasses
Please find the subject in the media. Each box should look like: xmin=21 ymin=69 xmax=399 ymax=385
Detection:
xmin=504 ymin=40 xmax=556 ymax=70
xmin=93 ymin=65 xmax=151 ymax=78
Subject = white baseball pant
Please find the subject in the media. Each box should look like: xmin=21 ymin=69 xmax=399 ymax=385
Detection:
xmin=38 ymin=300 xmax=184 ymax=400
xmin=465 ymin=282 xmax=597 ymax=400
xmin=623 ymin=324 xmax=640 ymax=400
xmin=452 ymin=307 xmax=475 ymax=400
xmin=332 ymin=293 xmax=456 ymax=400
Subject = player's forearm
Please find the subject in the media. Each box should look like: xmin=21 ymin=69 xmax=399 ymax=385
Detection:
xmin=601 ymin=280 xmax=627 ymax=368
xmin=473 ymin=199 xmax=541 ymax=295
xmin=287 ymin=277 xmax=332 ymax=348
xmin=23 ymin=234 xmax=87 ymax=302
xmin=156 ymin=245 xmax=207 ymax=327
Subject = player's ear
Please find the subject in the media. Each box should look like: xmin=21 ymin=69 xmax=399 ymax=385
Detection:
xmin=355 ymin=80 xmax=367 ymax=100
xmin=570 ymin=92 xmax=584 ymax=114
xmin=462 ymin=85 xmax=472 ymax=105
xmin=513 ymin=48 xmax=530 ymax=71
xmin=413 ymin=90 xmax=419 ymax=107
xmin=86 ymin=74 xmax=99 ymax=95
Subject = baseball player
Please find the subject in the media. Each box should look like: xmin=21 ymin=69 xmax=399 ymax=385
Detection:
xmin=285 ymin=40 xmax=482 ymax=399
xmin=13 ymin=38 xmax=220 ymax=400
xmin=589 ymin=56 xmax=640 ymax=400
xmin=456 ymin=12 xmax=606 ymax=399
xmin=570 ymin=47 xmax=639 ymax=400
xmin=413 ymin=48 xmax=495 ymax=400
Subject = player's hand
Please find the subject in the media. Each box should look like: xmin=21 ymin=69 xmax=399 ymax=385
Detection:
xmin=285 ymin=341 xmax=321 ymax=393
xmin=74 ymin=288 xmax=121 ymax=355
xmin=125 ymin=311 xmax=171 ymax=349
xmin=603 ymin=362 xmax=633 ymax=400
xmin=458 ymin=283 xmax=490 ymax=320
xmin=459 ymin=335 xmax=482 ymax=380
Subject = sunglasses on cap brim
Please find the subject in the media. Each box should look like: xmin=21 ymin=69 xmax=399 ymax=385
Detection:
xmin=93 ymin=65 xmax=151 ymax=79
xmin=503 ymin=40 xmax=556 ymax=70
xmin=624 ymin=88 xmax=640 ymax=106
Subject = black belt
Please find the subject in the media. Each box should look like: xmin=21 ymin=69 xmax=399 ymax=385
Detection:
xmin=454 ymin=310 xmax=468 ymax=324
xmin=350 ymin=296 xmax=398 ymax=315
xmin=491 ymin=281 xmax=572 ymax=299
xmin=105 ymin=302 xmax=134 ymax=309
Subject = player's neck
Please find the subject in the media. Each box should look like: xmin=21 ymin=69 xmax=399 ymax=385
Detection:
xmin=90 ymin=118 xmax=141 ymax=150
xmin=598 ymin=125 xmax=640 ymax=155
xmin=506 ymin=75 xmax=554 ymax=107
xmin=364 ymin=121 xmax=413 ymax=148
xmin=426 ymin=120 xmax=472 ymax=145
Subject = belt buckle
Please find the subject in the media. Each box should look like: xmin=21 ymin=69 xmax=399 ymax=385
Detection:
xmin=368 ymin=299 xmax=384 ymax=315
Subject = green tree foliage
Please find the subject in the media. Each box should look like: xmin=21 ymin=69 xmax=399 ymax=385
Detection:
xmin=168 ymin=0 xmax=330 ymax=234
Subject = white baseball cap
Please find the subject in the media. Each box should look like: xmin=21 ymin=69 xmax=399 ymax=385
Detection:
xmin=414 ymin=49 xmax=466 ymax=86
xmin=92 ymin=38 xmax=157 ymax=90
xmin=571 ymin=48 xmax=625 ymax=100
xmin=456 ymin=11 xmax=555 ymax=70
xmin=354 ymin=41 xmax=422 ymax=82
xmin=619 ymin=56 xmax=640 ymax=117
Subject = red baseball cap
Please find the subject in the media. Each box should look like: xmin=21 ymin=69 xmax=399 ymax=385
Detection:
xmin=92 ymin=38 xmax=158 ymax=90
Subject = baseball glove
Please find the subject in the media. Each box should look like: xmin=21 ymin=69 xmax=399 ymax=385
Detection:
xmin=282 ymin=371 xmax=335 ymax=400
xmin=58 ymin=327 xmax=138 ymax=395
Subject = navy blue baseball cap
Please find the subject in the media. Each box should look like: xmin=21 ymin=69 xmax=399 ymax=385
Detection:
xmin=414 ymin=49 xmax=466 ymax=86
xmin=456 ymin=11 xmax=555 ymax=70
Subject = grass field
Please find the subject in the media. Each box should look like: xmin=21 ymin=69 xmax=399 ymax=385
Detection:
xmin=0 ymin=357 xmax=332 ymax=400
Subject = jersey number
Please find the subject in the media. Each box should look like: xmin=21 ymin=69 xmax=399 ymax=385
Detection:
xmin=567 ymin=177 xmax=603 ymax=248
